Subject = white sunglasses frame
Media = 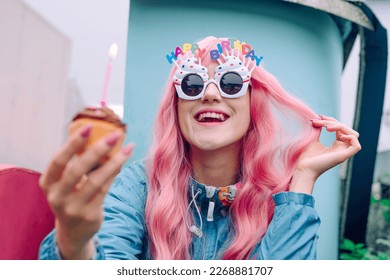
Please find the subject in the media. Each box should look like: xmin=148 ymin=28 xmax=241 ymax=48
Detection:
xmin=175 ymin=71 xmax=250 ymax=100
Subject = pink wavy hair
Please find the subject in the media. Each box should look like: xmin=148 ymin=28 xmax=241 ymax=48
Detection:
xmin=145 ymin=36 xmax=321 ymax=259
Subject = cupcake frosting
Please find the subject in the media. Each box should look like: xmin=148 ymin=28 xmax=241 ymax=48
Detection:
xmin=72 ymin=106 xmax=126 ymax=128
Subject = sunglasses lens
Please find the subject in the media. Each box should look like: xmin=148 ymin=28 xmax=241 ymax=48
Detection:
xmin=220 ymin=72 xmax=243 ymax=95
xmin=181 ymin=74 xmax=204 ymax=97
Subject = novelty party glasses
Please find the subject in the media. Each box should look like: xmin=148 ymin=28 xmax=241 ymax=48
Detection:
xmin=167 ymin=38 xmax=263 ymax=101
xmin=175 ymin=71 xmax=249 ymax=100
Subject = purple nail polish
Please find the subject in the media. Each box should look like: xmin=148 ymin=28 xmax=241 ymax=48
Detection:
xmin=106 ymin=132 xmax=121 ymax=147
xmin=80 ymin=126 xmax=92 ymax=138
xmin=122 ymin=144 xmax=134 ymax=156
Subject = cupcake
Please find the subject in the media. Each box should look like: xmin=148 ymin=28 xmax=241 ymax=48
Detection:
xmin=68 ymin=106 xmax=126 ymax=164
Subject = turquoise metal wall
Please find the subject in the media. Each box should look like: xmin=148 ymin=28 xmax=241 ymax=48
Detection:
xmin=124 ymin=0 xmax=343 ymax=259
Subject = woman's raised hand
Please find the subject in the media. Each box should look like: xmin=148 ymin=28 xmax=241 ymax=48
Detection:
xmin=290 ymin=115 xmax=361 ymax=194
xmin=39 ymin=125 xmax=134 ymax=259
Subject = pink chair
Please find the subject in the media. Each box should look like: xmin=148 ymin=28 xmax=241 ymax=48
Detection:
xmin=0 ymin=165 xmax=55 ymax=259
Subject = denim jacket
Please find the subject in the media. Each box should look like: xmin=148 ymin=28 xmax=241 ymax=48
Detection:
xmin=39 ymin=160 xmax=320 ymax=260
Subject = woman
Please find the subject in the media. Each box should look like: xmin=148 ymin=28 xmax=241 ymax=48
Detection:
xmin=39 ymin=36 xmax=361 ymax=260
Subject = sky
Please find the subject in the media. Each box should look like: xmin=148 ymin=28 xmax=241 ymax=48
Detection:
xmin=23 ymin=0 xmax=130 ymax=108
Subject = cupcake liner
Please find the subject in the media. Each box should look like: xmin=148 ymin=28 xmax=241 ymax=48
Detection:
xmin=68 ymin=118 xmax=125 ymax=163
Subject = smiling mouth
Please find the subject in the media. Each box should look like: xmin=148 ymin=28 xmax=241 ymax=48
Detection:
xmin=195 ymin=112 xmax=229 ymax=123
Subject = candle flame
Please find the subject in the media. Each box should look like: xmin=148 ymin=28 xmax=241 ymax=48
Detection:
xmin=108 ymin=43 xmax=118 ymax=59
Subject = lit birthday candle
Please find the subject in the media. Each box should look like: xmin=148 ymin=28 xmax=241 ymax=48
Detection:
xmin=100 ymin=43 xmax=118 ymax=107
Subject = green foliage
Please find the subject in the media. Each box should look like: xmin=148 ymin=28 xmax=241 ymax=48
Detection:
xmin=339 ymin=239 xmax=390 ymax=260
xmin=339 ymin=239 xmax=367 ymax=260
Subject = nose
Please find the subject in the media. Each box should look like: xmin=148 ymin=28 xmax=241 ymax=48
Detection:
xmin=201 ymin=80 xmax=221 ymax=103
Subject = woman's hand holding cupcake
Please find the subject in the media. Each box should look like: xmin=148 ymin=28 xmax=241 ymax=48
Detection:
xmin=39 ymin=120 xmax=134 ymax=259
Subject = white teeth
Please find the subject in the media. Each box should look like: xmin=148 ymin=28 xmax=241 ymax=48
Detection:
xmin=197 ymin=112 xmax=227 ymax=122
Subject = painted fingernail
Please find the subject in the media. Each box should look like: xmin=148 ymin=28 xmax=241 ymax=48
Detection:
xmin=80 ymin=125 xmax=92 ymax=138
xmin=122 ymin=143 xmax=135 ymax=156
xmin=106 ymin=132 xmax=121 ymax=147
